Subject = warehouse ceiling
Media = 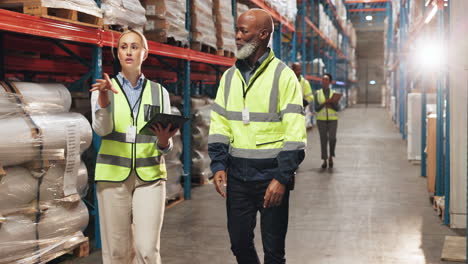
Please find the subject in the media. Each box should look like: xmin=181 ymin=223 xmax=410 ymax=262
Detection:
xmin=346 ymin=1 xmax=388 ymax=31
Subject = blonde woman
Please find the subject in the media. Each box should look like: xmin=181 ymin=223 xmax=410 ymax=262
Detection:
xmin=91 ymin=29 xmax=177 ymax=264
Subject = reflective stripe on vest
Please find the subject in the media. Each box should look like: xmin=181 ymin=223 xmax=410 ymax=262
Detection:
xmin=211 ymin=52 xmax=304 ymax=159
xmin=95 ymin=78 xmax=167 ymax=182
xmin=316 ymin=89 xmax=338 ymax=121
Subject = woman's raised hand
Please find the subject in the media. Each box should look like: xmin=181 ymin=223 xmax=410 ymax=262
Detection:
xmin=90 ymin=73 xmax=119 ymax=94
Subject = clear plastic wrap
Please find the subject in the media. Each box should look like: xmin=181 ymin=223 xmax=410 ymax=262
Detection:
xmin=191 ymin=0 xmax=217 ymax=49
xmin=0 ymin=113 xmax=92 ymax=167
xmin=102 ymin=0 xmax=146 ymax=31
xmin=165 ymin=107 xmax=183 ymax=201
xmin=0 ymin=80 xmax=91 ymax=263
xmin=0 ymin=82 xmax=72 ymax=116
xmin=0 ymin=201 xmax=89 ymax=264
xmin=143 ymin=0 xmax=189 ymax=44
xmin=41 ymin=0 xmax=102 ymax=18
xmin=237 ymin=2 xmax=249 ymax=18
xmin=190 ymin=98 xmax=212 ymax=182
xmin=213 ymin=0 xmax=237 ymax=54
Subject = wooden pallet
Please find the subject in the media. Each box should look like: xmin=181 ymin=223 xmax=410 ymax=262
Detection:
xmin=433 ymin=195 xmax=445 ymax=221
xmin=166 ymin=196 xmax=184 ymax=210
xmin=36 ymin=231 xmax=89 ymax=263
xmin=191 ymin=42 xmax=217 ymax=55
xmin=216 ymin=49 xmax=236 ymax=58
xmin=441 ymin=236 xmax=466 ymax=262
xmin=0 ymin=0 xmax=102 ymax=28
xmin=103 ymin=24 xmax=127 ymax=33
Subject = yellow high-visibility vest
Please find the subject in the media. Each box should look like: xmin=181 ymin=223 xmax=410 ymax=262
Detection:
xmin=316 ymin=88 xmax=338 ymax=121
xmin=209 ymin=51 xmax=306 ymax=160
xmin=299 ymin=76 xmax=314 ymax=103
xmin=95 ymin=78 xmax=167 ymax=182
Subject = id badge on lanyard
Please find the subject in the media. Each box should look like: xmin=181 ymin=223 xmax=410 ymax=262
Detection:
xmin=126 ymin=125 xmax=137 ymax=143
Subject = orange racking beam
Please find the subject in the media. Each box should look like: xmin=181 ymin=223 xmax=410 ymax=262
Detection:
xmin=345 ymin=0 xmax=390 ymax=3
xmin=349 ymin=8 xmax=387 ymax=12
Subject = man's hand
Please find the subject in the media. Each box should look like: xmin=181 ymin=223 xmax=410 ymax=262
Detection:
xmin=263 ymin=179 xmax=286 ymax=208
xmin=213 ymin=170 xmax=227 ymax=198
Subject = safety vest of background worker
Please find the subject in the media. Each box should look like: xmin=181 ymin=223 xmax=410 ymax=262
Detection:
xmin=316 ymin=88 xmax=338 ymax=121
xmin=209 ymin=50 xmax=306 ymax=184
xmin=300 ymin=76 xmax=314 ymax=104
xmin=95 ymin=78 xmax=167 ymax=182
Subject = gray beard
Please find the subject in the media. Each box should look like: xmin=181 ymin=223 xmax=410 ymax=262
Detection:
xmin=236 ymin=40 xmax=260 ymax=60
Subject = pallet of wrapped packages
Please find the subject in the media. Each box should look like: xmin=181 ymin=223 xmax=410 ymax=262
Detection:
xmin=102 ymin=0 xmax=146 ymax=32
xmin=0 ymin=0 xmax=102 ymax=27
xmin=236 ymin=2 xmax=249 ymax=17
xmin=0 ymin=81 xmax=92 ymax=263
xmin=141 ymin=0 xmax=189 ymax=46
xmin=213 ymin=0 xmax=236 ymax=58
xmin=191 ymin=0 xmax=217 ymax=54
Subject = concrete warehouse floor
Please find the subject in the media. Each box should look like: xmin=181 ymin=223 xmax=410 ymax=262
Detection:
xmin=59 ymin=105 xmax=464 ymax=264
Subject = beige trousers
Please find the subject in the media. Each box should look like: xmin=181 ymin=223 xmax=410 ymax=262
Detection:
xmin=97 ymin=172 xmax=166 ymax=264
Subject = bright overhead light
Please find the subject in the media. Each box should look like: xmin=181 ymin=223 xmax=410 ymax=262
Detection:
xmin=369 ymin=80 xmax=376 ymax=85
xmin=366 ymin=15 xmax=373 ymax=21
xmin=412 ymin=40 xmax=444 ymax=70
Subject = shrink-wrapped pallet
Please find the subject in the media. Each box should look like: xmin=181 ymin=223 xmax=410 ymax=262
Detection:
xmin=213 ymin=0 xmax=236 ymax=55
xmin=142 ymin=0 xmax=188 ymax=44
xmin=27 ymin=0 xmax=102 ymax=18
xmin=102 ymin=0 xmax=146 ymax=31
xmin=0 ymin=81 xmax=91 ymax=263
xmin=191 ymin=0 xmax=217 ymax=50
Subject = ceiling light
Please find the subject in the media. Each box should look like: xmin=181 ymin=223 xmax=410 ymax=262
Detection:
xmin=369 ymin=80 xmax=376 ymax=85
xmin=366 ymin=15 xmax=373 ymax=21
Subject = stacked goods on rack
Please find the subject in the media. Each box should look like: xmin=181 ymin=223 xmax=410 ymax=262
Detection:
xmin=408 ymin=0 xmax=424 ymax=32
xmin=318 ymin=4 xmax=338 ymax=48
xmin=0 ymin=81 xmax=92 ymax=263
xmin=142 ymin=0 xmax=189 ymax=44
xmin=190 ymin=97 xmax=213 ymax=184
xmin=213 ymin=0 xmax=237 ymax=57
xmin=0 ymin=0 xmax=102 ymax=27
xmin=237 ymin=2 xmax=249 ymax=17
xmin=264 ymin=0 xmax=297 ymax=23
xmin=102 ymin=0 xmax=146 ymax=31
xmin=191 ymin=0 xmax=217 ymax=52
xmin=392 ymin=0 xmax=400 ymax=32
xmin=407 ymin=93 xmax=436 ymax=161
xmin=165 ymin=107 xmax=183 ymax=202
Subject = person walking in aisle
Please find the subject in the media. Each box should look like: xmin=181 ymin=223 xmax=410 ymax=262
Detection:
xmin=91 ymin=29 xmax=178 ymax=264
xmin=291 ymin=62 xmax=314 ymax=129
xmin=208 ymin=9 xmax=306 ymax=264
xmin=315 ymin=73 xmax=339 ymax=169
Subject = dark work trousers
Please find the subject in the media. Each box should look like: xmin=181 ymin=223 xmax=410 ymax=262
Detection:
xmin=226 ymin=176 xmax=290 ymax=264
xmin=317 ymin=120 xmax=338 ymax=160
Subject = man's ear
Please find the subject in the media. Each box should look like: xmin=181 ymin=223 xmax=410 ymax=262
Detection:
xmin=259 ymin=29 xmax=269 ymax=41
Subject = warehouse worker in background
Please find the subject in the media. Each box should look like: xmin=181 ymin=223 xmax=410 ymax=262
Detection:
xmin=208 ymin=9 xmax=306 ymax=264
xmin=90 ymin=29 xmax=177 ymax=264
xmin=291 ymin=62 xmax=314 ymax=129
xmin=314 ymin=73 xmax=339 ymax=169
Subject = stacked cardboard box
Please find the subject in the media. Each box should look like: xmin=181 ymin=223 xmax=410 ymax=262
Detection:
xmin=191 ymin=0 xmax=217 ymax=50
xmin=213 ymin=0 xmax=237 ymax=55
xmin=102 ymin=0 xmax=146 ymax=31
xmin=142 ymin=0 xmax=189 ymax=44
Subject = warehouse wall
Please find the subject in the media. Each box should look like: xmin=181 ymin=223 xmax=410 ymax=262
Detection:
xmin=356 ymin=31 xmax=384 ymax=104
xmin=449 ymin=0 xmax=468 ymax=228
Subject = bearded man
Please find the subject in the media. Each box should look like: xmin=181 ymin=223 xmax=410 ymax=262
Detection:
xmin=208 ymin=9 xmax=307 ymax=264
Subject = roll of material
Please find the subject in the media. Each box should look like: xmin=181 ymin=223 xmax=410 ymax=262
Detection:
xmin=38 ymin=201 xmax=89 ymax=239
xmin=40 ymin=162 xmax=89 ymax=201
xmin=0 ymin=82 xmax=71 ymax=115
xmin=0 ymin=162 xmax=88 ymax=211
xmin=0 ymin=113 xmax=92 ymax=166
xmin=0 ymin=167 xmax=37 ymax=212
xmin=0 ymin=215 xmax=36 ymax=261
xmin=0 ymin=201 xmax=89 ymax=263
